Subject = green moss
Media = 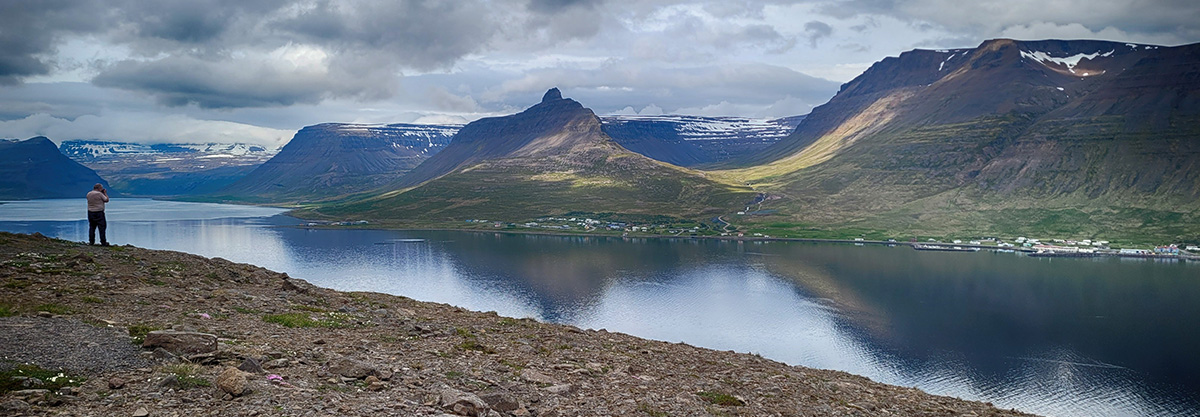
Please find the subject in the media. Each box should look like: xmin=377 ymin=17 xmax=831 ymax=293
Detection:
xmin=262 ymin=312 xmax=350 ymax=328
xmin=34 ymin=303 xmax=73 ymax=315
xmin=697 ymin=391 xmax=745 ymax=406
xmin=128 ymin=323 xmax=162 ymax=345
xmin=161 ymin=363 xmax=210 ymax=389
xmin=0 ymin=364 xmax=85 ymax=394
xmin=456 ymin=340 xmax=496 ymax=354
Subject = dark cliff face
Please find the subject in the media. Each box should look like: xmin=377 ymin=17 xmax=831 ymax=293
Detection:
xmin=218 ymin=123 xmax=458 ymax=200
xmin=0 ymin=137 xmax=110 ymax=200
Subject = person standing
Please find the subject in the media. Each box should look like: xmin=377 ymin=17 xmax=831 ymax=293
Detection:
xmin=86 ymin=183 xmax=109 ymax=246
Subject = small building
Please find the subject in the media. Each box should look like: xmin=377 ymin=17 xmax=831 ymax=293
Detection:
xmin=1154 ymin=245 xmax=1180 ymax=254
xmin=1034 ymin=244 xmax=1079 ymax=253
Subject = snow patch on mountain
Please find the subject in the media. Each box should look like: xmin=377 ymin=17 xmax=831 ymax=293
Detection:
xmin=1020 ymin=49 xmax=1115 ymax=75
xmin=60 ymin=140 xmax=277 ymax=161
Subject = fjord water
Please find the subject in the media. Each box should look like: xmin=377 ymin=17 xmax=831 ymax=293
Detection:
xmin=2 ymin=199 xmax=1198 ymax=417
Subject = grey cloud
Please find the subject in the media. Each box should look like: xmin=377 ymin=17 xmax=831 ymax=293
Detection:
xmin=92 ymin=53 xmax=394 ymax=109
xmin=0 ymin=0 xmax=109 ymax=83
xmin=527 ymin=0 xmax=604 ymax=13
xmin=85 ymin=0 xmax=505 ymax=108
xmin=124 ymin=1 xmax=242 ymax=44
xmin=818 ymin=0 xmax=1200 ymax=45
xmin=276 ymin=1 xmax=497 ymax=71
xmin=479 ymin=62 xmax=840 ymax=117
xmin=804 ymin=21 xmax=833 ymax=47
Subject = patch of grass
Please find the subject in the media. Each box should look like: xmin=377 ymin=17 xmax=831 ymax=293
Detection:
xmin=456 ymin=340 xmax=496 ymax=354
xmin=128 ymin=323 xmax=162 ymax=345
xmin=262 ymin=312 xmax=350 ymax=328
xmin=290 ymin=304 xmax=329 ymax=313
xmin=0 ymin=304 xmax=15 ymax=318
xmin=0 ymin=364 xmax=85 ymax=394
xmin=204 ymin=272 xmax=219 ymax=279
xmin=161 ymin=363 xmax=210 ymax=389
xmin=697 ymin=391 xmax=745 ymax=406
xmin=35 ymin=303 xmax=73 ymax=315
xmin=80 ymin=296 xmax=104 ymax=304
xmin=232 ymin=306 xmax=259 ymax=314
xmin=3 ymin=280 xmax=30 ymax=289
xmin=498 ymin=359 xmax=525 ymax=371
xmin=497 ymin=317 xmax=521 ymax=326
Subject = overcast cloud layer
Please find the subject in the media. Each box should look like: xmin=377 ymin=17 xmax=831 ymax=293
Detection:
xmin=1 ymin=0 xmax=1197 ymax=146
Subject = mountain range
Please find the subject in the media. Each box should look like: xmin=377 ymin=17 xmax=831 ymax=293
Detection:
xmin=1 ymin=137 xmax=109 ymax=200
xmin=59 ymin=140 xmax=276 ymax=197
xmin=209 ymin=122 xmax=459 ymax=202
xmin=9 ymin=38 xmax=1198 ymax=243
xmin=719 ymin=39 xmax=1200 ymax=242
xmin=599 ymin=115 xmax=804 ymax=166
xmin=300 ymin=88 xmax=756 ymax=224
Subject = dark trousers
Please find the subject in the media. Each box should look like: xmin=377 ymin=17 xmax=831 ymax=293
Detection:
xmin=88 ymin=210 xmax=107 ymax=245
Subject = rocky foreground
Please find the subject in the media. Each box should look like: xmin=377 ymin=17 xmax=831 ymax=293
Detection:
xmin=0 ymin=232 xmax=1033 ymax=416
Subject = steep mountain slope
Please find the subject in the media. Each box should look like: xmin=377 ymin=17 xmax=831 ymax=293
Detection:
xmin=0 ymin=137 xmax=110 ymax=200
xmin=306 ymin=89 xmax=755 ymax=224
xmin=60 ymin=140 xmax=276 ymax=196
xmin=721 ymin=39 xmax=1200 ymax=242
xmin=212 ymin=122 xmax=458 ymax=202
xmin=600 ymin=115 xmax=804 ymax=166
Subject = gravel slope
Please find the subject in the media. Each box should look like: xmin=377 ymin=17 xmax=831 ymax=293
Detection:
xmin=0 ymin=232 xmax=1035 ymax=416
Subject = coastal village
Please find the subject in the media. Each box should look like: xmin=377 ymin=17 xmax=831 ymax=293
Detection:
xmin=312 ymin=217 xmax=1200 ymax=262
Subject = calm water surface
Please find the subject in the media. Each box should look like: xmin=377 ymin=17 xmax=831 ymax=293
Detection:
xmin=2 ymin=199 xmax=1198 ymax=417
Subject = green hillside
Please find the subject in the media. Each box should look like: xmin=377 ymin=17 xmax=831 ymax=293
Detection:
xmin=716 ymin=40 xmax=1200 ymax=245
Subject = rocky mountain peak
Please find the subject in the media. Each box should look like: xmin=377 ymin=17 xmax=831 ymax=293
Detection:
xmin=542 ymin=88 xmax=563 ymax=103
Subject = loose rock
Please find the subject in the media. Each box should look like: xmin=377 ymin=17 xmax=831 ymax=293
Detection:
xmin=142 ymin=331 xmax=217 ymax=356
xmin=439 ymin=387 xmax=490 ymax=417
xmin=326 ymin=356 xmax=378 ymax=379
xmin=215 ymin=367 xmax=249 ymax=397
xmin=237 ymin=357 xmax=263 ymax=374
xmin=479 ymin=390 xmax=520 ymax=412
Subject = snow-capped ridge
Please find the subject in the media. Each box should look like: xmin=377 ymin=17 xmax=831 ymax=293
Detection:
xmin=1020 ymin=49 xmax=1116 ymax=75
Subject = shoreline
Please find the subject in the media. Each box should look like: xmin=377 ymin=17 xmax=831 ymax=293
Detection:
xmin=290 ymin=222 xmax=1200 ymax=263
xmin=0 ymin=231 xmax=1036 ymax=416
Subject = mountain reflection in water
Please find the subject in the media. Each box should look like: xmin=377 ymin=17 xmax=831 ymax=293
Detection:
xmin=1 ymin=199 xmax=1198 ymax=417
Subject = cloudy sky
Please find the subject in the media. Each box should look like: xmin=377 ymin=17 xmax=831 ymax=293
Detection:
xmin=1 ymin=0 xmax=1197 ymax=147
